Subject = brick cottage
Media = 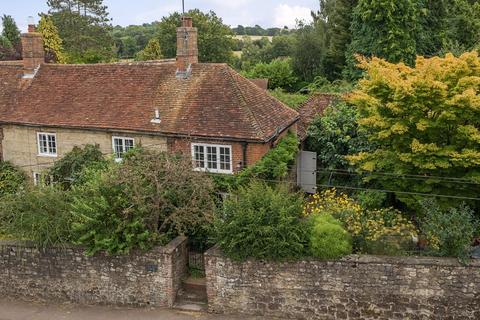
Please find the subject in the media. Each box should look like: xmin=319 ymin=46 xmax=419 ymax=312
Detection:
xmin=0 ymin=17 xmax=299 ymax=182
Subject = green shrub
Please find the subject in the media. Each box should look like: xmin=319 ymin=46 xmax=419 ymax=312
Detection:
xmin=310 ymin=214 xmax=352 ymax=260
xmin=0 ymin=187 xmax=73 ymax=247
xmin=48 ymin=144 xmax=108 ymax=188
xmin=71 ymin=149 xmax=216 ymax=255
xmin=214 ymin=181 xmax=309 ymax=261
xmin=0 ymin=161 xmax=26 ymax=197
xmin=270 ymin=88 xmax=309 ymax=110
xmin=420 ymin=199 xmax=477 ymax=259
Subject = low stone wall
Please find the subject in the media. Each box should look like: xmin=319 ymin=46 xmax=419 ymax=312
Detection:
xmin=0 ymin=236 xmax=188 ymax=307
xmin=205 ymin=246 xmax=480 ymax=320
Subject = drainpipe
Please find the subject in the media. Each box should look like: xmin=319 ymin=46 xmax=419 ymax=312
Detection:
xmin=242 ymin=142 xmax=248 ymax=170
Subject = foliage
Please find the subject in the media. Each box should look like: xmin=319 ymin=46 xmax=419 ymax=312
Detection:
xmin=48 ymin=144 xmax=108 ymax=188
xmin=346 ymin=0 xmax=417 ymax=79
xmin=305 ymin=189 xmax=417 ymax=254
xmin=232 ymin=25 xmax=294 ymax=36
xmin=347 ymin=52 xmax=480 ymax=211
xmin=135 ymin=38 xmax=163 ymax=61
xmin=0 ymin=187 xmax=73 ymax=247
xmin=243 ymin=58 xmax=298 ymax=90
xmin=38 ymin=15 xmax=66 ymax=63
xmin=71 ymin=149 xmax=216 ymax=255
xmin=112 ymin=22 xmax=158 ymax=59
xmin=238 ymin=132 xmax=299 ymax=183
xmin=291 ymin=21 xmax=326 ymax=82
xmin=214 ymin=182 xmax=309 ymax=261
xmin=47 ymin=0 xmax=114 ymax=63
xmin=306 ymin=100 xmax=370 ymax=185
xmin=314 ymin=0 xmax=358 ymax=80
xmin=270 ymin=88 xmax=309 ymax=110
xmin=420 ymin=198 xmax=477 ymax=259
xmin=157 ymin=9 xmax=234 ymax=63
xmin=0 ymin=15 xmax=21 ymax=60
xmin=309 ymin=214 xmax=352 ymax=259
xmin=1 ymin=15 xmax=20 ymax=47
xmin=0 ymin=161 xmax=26 ymax=198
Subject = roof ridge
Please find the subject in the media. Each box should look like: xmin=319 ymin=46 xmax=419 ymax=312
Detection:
xmin=41 ymin=60 xmax=176 ymax=67
xmin=223 ymin=66 xmax=266 ymax=140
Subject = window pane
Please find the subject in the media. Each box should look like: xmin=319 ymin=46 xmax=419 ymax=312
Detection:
xmin=220 ymin=147 xmax=231 ymax=171
xmin=114 ymin=138 xmax=123 ymax=159
xmin=125 ymin=139 xmax=134 ymax=151
xmin=48 ymin=135 xmax=56 ymax=154
xmin=194 ymin=145 xmax=205 ymax=168
xmin=207 ymin=146 xmax=217 ymax=169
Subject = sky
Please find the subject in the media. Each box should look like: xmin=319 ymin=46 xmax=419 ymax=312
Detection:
xmin=1 ymin=0 xmax=318 ymax=32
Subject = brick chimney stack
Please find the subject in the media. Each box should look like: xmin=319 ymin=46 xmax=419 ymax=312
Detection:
xmin=21 ymin=18 xmax=45 ymax=77
xmin=176 ymin=16 xmax=198 ymax=77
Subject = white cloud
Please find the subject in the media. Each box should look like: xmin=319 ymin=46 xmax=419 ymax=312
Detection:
xmin=273 ymin=4 xmax=312 ymax=28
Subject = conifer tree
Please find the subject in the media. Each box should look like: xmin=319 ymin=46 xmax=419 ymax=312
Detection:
xmin=345 ymin=0 xmax=417 ymax=80
xmin=38 ymin=15 xmax=66 ymax=63
xmin=1 ymin=15 xmax=21 ymax=47
xmin=135 ymin=38 xmax=163 ymax=61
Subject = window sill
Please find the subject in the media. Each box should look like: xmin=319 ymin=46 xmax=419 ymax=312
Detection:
xmin=194 ymin=168 xmax=233 ymax=175
xmin=37 ymin=154 xmax=58 ymax=158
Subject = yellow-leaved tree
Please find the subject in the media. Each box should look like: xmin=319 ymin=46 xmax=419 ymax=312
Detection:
xmin=348 ymin=52 xmax=480 ymax=210
xmin=37 ymin=15 xmax=66 ymax=64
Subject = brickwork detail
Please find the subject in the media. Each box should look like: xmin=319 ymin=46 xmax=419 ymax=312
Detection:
xmin=0 ymin=237 xmax=188 ymax=307
xmin=205 ymin=247 xmax=480 ymax=320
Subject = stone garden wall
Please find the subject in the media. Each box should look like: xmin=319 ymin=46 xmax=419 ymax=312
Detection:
xmin=0 ymin=236 xmax=188 ymax=307
xmin=205 ymin=246 xmax=480 ymax=320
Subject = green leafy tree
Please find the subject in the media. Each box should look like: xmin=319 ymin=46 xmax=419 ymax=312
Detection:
xmin=292 ymin=21 xmax=327 ymax=82
xmin=38 ymin=15 xmax=66 ymax=63
xmin=346 ymin=0 xmax=417 ymax=80
xmin=315 ymin=0 xmax=358 ymax=80
xmin=71 ymin=149 xmax=216 ymax=255
xmin=306 ymin=100 xmax=371 ymax=185
xmin=46 ymin=0 xmax=114 ymax=63
xmin=243 ymin=58 xmax=298 ymax=90
xmin=157 ymin=9 xmax=234 ymax=63
xmin=135 ymin=38 xmax=163 ymax=61
xmin=48 ymin=144 xmax=108 ymax=188
xmin=348 ymin=52 xmax=480 ymax=211
xmin=444 ymin=0 xmax=480 ymax=52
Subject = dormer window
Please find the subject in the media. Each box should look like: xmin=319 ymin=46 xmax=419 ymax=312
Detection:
xmin=37 ymin=132 xmax=57 ymax=157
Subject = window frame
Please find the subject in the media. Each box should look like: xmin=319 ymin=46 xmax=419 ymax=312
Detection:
xmin=112 ymin=136 xmax=135 ymax=161
xmin=33 ymin=172 xmax=41 ymax=186
xmin=191 ymin=143 xmax=233 ymax=174
xmin=37 ymin=132 xmax=57 ymax=157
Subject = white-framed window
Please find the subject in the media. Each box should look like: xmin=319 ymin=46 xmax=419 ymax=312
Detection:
xmin=112 ymin=136 xmax=135 ymax=161
xmin=191 ymin=143 xmax=232 ymax=174
xmin=33 ymin=172 xmax=41 ymax=186
xmin=37 ymin=132 xmax=57 ymax=157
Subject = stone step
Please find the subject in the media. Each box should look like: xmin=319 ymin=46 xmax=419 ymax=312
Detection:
xmin=173 ymin=300 xmax=208 ymax=312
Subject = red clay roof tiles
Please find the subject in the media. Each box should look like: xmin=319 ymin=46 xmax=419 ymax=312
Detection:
xmin=297 ymin=93 xmax=336 ymax=141
xmin=0 ymin=61 xmax=298 ymax=142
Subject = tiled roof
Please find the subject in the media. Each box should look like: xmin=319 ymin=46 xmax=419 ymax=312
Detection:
xmin=297 ymin=93 xmax=336 ymax=141
xmin=249 ymin=78 xmax=269 ymax=90
xmin=0 ymin=63 xmax=22 ymax=117
xmin=0 ymin=61 xmax=299 ymax=142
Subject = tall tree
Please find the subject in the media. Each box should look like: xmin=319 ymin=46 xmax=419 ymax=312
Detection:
xmin=345 ymin=0 xmax=417 ymax=80
xmin=291 ymin=21 xmax=327 ymax=82
xmin=348 ymin=52 xmax=480 ymax=211
xmin=157 ymin=9 xmax=234 ymax=63
xmin=315 ymin=0 xmax=358 ymax=80
xmin=415 ymin=0 xmax=449 ymax=56
xmin=38 ymin=15 xmax=66 ymax=63
xmin=1 ymin=15 xmax=21 ymax=48
xmin=135 ymin=38 xmax=163 ymax=61
xmin=46 ymin=0 xmax=114 ymax=63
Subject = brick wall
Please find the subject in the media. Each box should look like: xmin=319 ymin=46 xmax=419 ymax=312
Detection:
xmin=205 ymin=247 xmax=480 ymax=320
xmin=0 ymin=237 xmax=188 ymax=307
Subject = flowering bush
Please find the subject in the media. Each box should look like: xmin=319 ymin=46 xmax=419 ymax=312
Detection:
xmin=305 ymin=189 xmax=417 ymax=255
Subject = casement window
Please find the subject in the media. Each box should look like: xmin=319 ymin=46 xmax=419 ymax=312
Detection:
xmin=33 ymin=172 xmax=41 ymax=186
xmin=191 ymin=143 xmax=232 ymax=174
xmin=112 ymin=136 xmax=135 ymax=160
xmin=37 ymin=132 xmax=57 ymax=157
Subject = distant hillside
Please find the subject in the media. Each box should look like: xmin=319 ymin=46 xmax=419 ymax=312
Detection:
xmin=231 ymin=25 xmax=294 ymax=36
